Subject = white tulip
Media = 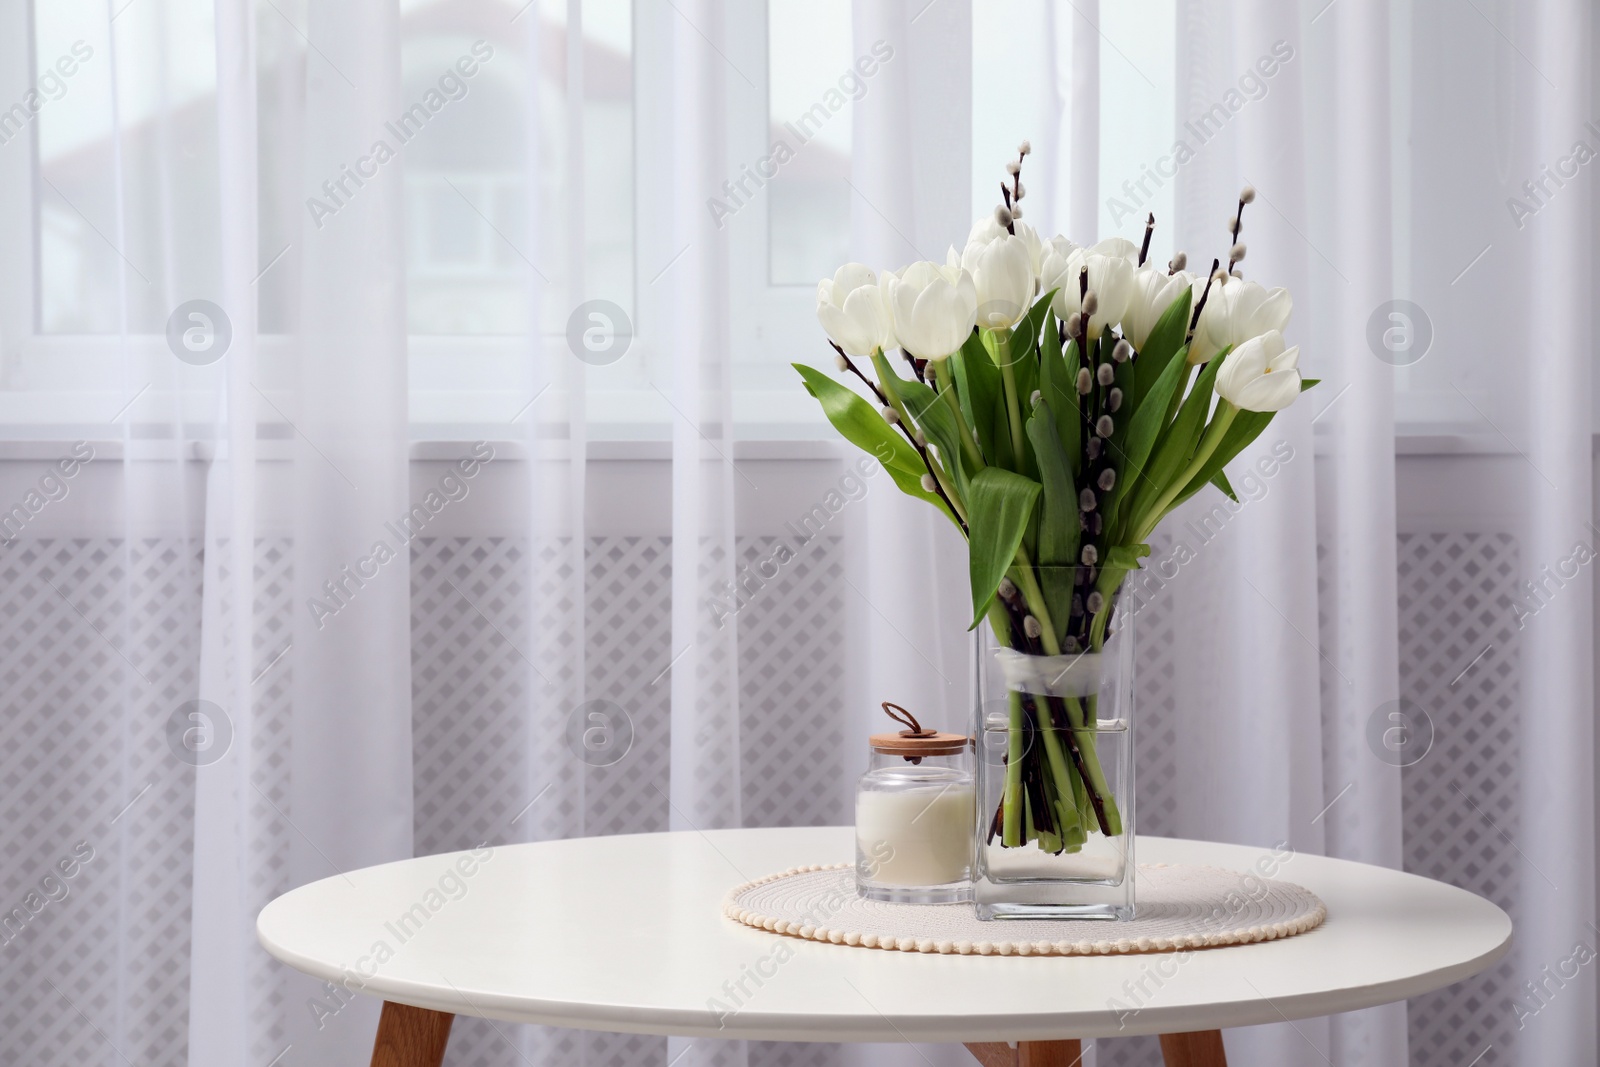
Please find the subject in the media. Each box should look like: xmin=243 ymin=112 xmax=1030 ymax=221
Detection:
xmin=1215 ymin=329 xmax=1302 ymax=412
xmin=1189 ymin=277 xmax=1292 ymax=364
xmin=1035 ymin=236 xmax=1078 ymax=294
xmin=961 ymin=220 xmax=1038 ymax=329
xmin=816 ymin=264 xmax=894 ymax=357
xmin=1044 ymin=233 xmax=1080 ymax=258
xmin=966 ymin=216 xmax=1045 ymax=282
xmin=1124 ymin=267 xmax=1193 ymax=350
xmin=966 ymin=215 xmax=1005 ymax=246
xmin=1017 ymin=221 xmax=1046 ymax=279
xmin=1087 ymin=236 xmax=1140 ymax=266
xmin=886 ymin=257 xmax=979 ymax=361
xmin=1042 ymin=244 xmax=1135 ymax=337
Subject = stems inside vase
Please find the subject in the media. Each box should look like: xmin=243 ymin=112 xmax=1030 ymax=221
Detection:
xmin=984 ymin=592 xmax=1122 ymax=850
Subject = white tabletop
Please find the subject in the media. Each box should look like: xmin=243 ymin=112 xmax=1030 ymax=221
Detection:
xmin=256 ymin=827 xmax=1510 ymax=1043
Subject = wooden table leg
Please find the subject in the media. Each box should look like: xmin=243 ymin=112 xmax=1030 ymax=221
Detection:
xmin=1158 ymin=1029 xmax=1227 ymax=1066
xmin=966 ymin=1040 xmax=1084 ymax=1066
xmin=370 ymin=1001 xmax=455 ymax=1067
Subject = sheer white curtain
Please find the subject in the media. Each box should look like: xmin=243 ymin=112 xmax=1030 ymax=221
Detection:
xmin=191 ymin=1 xmax=415 ymax=1065
xmin=852 ymin=0 xmax=973 ymax=750
xmin=6 ymin=2 xmax=1598 ymax=1067
xmin=846 ymin=11 xmax=973 ymax=1067
xmin=1103 ymin=1 xmax=1593 ymax=1064
xmin=666 ymin=3 xmax=743 ymax=1066
xmin=1154 ymin=1 xmax=1401 ymax=1061
xmin=976 ymin=3 xmax=1595 ymax=1066
xmin=1520 ymin=1 xmax=1595 ymax=1062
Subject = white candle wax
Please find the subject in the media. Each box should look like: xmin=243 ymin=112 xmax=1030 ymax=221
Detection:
xmin=856 ymin=785 xmax=975 ymax=886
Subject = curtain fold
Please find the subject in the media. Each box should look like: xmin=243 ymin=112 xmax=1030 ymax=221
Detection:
xmin=853 ymin=0 xmax=971 ymax=747
xmin=844 ymin=4 xmax=972 ymax=1065
xmin=186 ymin=0 xmax=259 ymax=1060
xmin=191 ymin=1 xmax=415 ymax=1065
xmin=667 ymin=0 xmax=740 ymax=840
xmin=1158 ymin=2 xmax=1353 ymax=1063
xmin=1067 ymin=0 xmax=1101 ymax=242
xmin=668 ymin=2 xmax=743 ymax=1065
xmin=1323 ymin=1 xmax=1406 ymax=1060
xmin=5 ymin=4 xmax=1596 ymax=1067
xmin=1518 ymin=1 xmax=1596 ymax=1063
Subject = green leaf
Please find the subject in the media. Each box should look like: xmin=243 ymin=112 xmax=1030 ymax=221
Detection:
xmin=967 ymin=466 xmax=1042 ymax=628
xmin=1042 ymin=308 xmax=1065 ymax=361
xmin=1013 ymin=288 xmax=1058 ymax=362
xmin=987 ymin=383 xmax=1017 ymax=471
xmin=1102 ymin=339 xmax=1191 ymax=544
xmin=985 ymin=326 xmax=1038 ymax=481
xmin=793 ymin=363 xmax=956 ymax=525
xmin=1301 ymin=378 xmax=1320 ymax=391
xmin=1154 ymin=354 xmax=1226 ymax=485
xmin=1211 ymin=469 xmax=1238 ymax=503
xmin=793 ymin=363 xmax=924 ymax=477
xmin=1024 ymin=400 xmax=1082 ymax=645
xmin=1172 ymin=407 xmax=1275 ymax=511
xmin=875 ymin=352 xmax=969 ymax=499
xmin=1123 ymin=353 xmax=1225 ymax=529
xmin=882 ymin=458 xmax=963 ymax=526
xmin=1040 ymin=336 xmax=1083 ymax=480
xmin=1104 ymin=543 xmax=1151 ymax=570
xmin=951 ymin=331 xmax=1001 ymax=462
xmin=1010 ymin=335 xmax=1040 ymax=447
xmin=793 ymin=363 xmax=920 ymax=476
xmin=1132 ymin=287 xmax=1192 ymax=412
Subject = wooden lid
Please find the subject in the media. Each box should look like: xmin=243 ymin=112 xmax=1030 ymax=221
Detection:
xmin=870 ymin=702 xmax=969 ymax=757
xmin=869 ymin=730 xmax=969 ymax=757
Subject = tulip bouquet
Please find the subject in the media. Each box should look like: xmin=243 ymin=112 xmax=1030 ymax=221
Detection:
xmin=801 ymin=142 xmax=1315 ymax=856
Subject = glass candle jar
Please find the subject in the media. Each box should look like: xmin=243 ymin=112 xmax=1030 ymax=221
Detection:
xmin=855 ymin=704 xmax=974 ymax=904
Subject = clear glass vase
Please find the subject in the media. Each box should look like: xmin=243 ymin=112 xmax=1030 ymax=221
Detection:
xmin=971 ymin=569 xmax=1135 ymax=920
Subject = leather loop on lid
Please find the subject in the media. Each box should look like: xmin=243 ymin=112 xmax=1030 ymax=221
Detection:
xmin=871 ymin=702 xmax=968 ymax=757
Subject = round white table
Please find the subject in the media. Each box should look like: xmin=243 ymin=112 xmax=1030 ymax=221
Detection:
xmin=257 ymin=827 xmax=1510 ymax=1067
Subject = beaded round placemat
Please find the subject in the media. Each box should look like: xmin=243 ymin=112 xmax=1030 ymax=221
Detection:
xmin=724 ymin=863 xmax=1325 ymax=956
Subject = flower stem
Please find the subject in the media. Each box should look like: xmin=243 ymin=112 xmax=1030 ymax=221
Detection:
xmin=1029 ymin=693 xmax=1084 ymax=840
xmin=991 ymin=329 xmax=1028 ymax=463
xmin=1134 ymin=401 xmax=1238 ymax=542
xmin=1163 ymin=361 xmax=1196 ymax=431
xmin=1056 ymin=695 xmax=1119 ymax=836
xmin=1004 ymin=551 xmax=1121 ymax=837
xmin=932 ymin=359 xmax=985 ymax=470
xmin=988 ymin=604 xmax=1026 ymax=847
xmin=871 ymin=349 xmax=969 ymax=531
xmin=1009 ymin=547 xmax=1060 ymax=654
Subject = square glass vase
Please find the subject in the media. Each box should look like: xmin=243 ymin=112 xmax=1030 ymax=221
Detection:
xmin=971 ymin=594 xmax=1136 ymax=921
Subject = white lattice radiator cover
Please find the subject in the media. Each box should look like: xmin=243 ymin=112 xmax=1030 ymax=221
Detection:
xmin=0 ymin=529 xmax=1525 ymax=1067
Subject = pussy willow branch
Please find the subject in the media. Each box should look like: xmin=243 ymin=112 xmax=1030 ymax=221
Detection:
xmin=903 ymin=351 xmax=928 ymax=385
xmin=1187 ymin=258 xmax=1221 ymax=342
xmin=995 ymin=577 xmax=1115 ymax=837
xmin=832 ymin=342 xmax=968 ymax=535
xmin=832 ymin=341 xmax=887 ymax=404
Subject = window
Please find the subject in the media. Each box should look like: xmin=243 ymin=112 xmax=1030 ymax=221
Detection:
xmin=32 ymin=0 xmax=219 ymax=335
xmin=0 ymin=0 xmax=641 ymax=432
xmin=23 ymin=0 xmax=633 ymax=339
xmin=970 ymin=1 xmax=1175 ymax=252
xmin=765 ymin=0 xmax=851 ymax=287
xmin=400 ymin=0 xmax=634 ymax=336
